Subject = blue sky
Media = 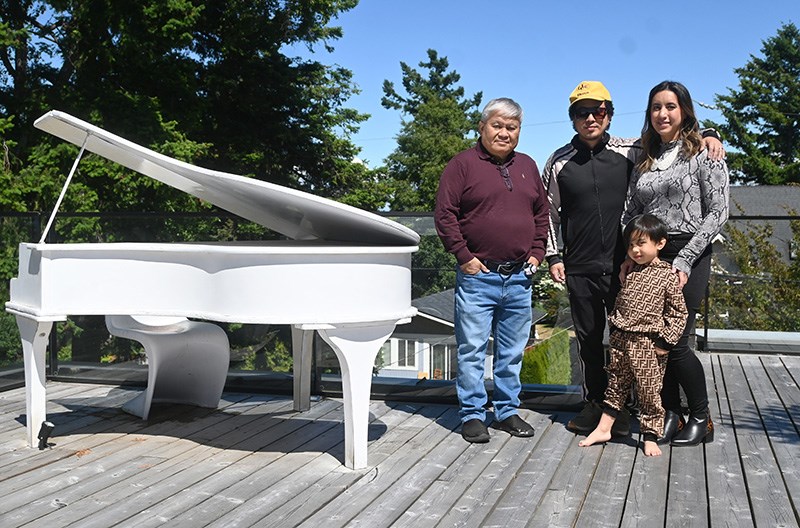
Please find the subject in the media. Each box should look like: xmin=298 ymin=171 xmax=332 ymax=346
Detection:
xmin=291 ymin=1 xmax=797 ymax=168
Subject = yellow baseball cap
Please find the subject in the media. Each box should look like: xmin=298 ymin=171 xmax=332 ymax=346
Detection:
xmin=569 ymin=81 xmax=612 ymax=105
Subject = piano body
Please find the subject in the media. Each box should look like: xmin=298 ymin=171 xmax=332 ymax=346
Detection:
xmin=5 ymin=111 xmax=420 ymax=469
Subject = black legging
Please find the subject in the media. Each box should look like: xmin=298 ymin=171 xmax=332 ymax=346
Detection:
xmin=658 ymin=234 xmax=711 ymax=416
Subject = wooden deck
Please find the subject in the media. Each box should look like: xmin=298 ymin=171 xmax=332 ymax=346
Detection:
xmin=0 ymin=352 xmax=798 ymax=528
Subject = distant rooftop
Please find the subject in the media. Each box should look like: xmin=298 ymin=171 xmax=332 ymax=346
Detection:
xmin=724 ymin=185 xmax=800 ymax=263
xmin=413 ymin=288 xmax=547 ymax=326
xmin=729 ymin=185 xmax=800 ymax=215
xmin=700 ymin=328 xmax=800 ymax=355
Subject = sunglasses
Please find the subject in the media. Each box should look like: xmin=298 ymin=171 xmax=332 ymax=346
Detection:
xmin=574 ymin=106 xmax=608 ymax=120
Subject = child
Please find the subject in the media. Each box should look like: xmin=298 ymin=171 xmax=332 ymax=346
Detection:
xmin=579 ymin=214 xmax=688 ymax=456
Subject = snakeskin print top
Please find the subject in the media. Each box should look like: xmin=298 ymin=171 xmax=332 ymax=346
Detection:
xmin=608 ymin=260 xmax=688 ymax=349
xmin=622 ymin=141 xmax=729 ymax=275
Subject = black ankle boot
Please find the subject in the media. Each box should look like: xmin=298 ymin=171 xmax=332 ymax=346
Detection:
xmin=671 ymin=411 xmax=714 ymax=446
xmin=657 ymin=410 xmax=685 ymax=445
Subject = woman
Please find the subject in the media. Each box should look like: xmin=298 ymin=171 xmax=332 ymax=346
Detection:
xmin=623 ymin=80 xmax=729 ymax=446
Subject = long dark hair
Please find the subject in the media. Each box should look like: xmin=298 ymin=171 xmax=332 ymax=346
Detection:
xmin=637 ymin=80 xmax=703 ymax=173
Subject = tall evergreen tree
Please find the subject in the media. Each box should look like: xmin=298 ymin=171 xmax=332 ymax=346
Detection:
xmin=704 ymin=22 xmax=800 ymax=185
xmin=381 ymin=49 xmax=482 ymax=211
xmin=378 ymin=50 xmax=483 ymax=297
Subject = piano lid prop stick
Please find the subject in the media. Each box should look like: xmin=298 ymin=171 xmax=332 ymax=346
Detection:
xmin=38 ymin=133 xmax=90 ymax=244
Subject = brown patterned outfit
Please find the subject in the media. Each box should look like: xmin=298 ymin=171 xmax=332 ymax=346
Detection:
xmin=605 ymin=260 xmax=687 ymax=440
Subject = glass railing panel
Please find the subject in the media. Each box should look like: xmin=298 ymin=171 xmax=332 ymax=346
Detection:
xmin=2 ymin=212 xmax=797 ymax=401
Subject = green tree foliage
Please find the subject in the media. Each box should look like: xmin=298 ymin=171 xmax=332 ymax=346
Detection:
xmin=531 ymin=273 xmax=568 ymax=325
xmin=703 ymin=22 xmax=800 ymax=185
xmin=335 ymin=161 xmax=394 ymax=211
xmin=709 ymin=217 xmax=800 ymax=331
xmin=378 ymin=50 xmax=481 ymax=297
xmin=381 ymin=49 xmax=482 ymax=211
xmin=0 ymin=0 xmax=367 ymax=210
xmin=0 ymin=1 xmax=366 ymax=369
xmin=410 ymin=235 xmax=456 ymax=298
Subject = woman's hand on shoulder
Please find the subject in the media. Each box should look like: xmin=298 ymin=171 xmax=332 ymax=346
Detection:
xmin=701 ymin=136 xmax=725 ymax=161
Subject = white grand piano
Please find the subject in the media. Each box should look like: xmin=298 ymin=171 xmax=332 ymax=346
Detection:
xmin=5 ymin=110 xmax=420 ymax=469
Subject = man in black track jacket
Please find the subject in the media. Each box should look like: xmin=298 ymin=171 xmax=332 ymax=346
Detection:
xmin=541 ymin=81 xmax=723 ymax=437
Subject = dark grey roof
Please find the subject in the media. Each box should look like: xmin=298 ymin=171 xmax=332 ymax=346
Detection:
xmin=723 ymin=185 xmax=799 ymax=264
xmin=413 ymin=289 xmax=456 ymax=322
xmin=413 ymin=288 xmax=547 ymax=325
xmin=729 ymin=185 xmax=800 ymax=215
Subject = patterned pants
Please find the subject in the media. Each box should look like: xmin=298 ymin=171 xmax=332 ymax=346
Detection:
xmin=604 ymin=330 xmax=668 ymax=438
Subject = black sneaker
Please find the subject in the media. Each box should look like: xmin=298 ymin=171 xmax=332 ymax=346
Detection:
xmin=567 ymin=401 xmax=602 ymax=433
xmin=611 ymin=407 xmax=631 ymax=437
xmin=461 ymin=419 xmax=490 ymax=443
xmin=492 ymin=414 xmax=535 ymax=437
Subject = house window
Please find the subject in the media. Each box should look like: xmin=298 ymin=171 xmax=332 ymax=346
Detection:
xmin=398 ymin=339 xmax=416 ymax=368
xmin=431 ymin=343 xmax=457 ymax=380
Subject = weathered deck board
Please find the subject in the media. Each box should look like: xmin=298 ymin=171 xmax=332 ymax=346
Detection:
xmin=718 ymin=354 xmax=798 ymax=528
xmin=705 ymin=354 xmax=755 ymax=527
xmin=2 ymin=394 xmax=298 ymax=526
xmin=390 ymin=413 xmax=551 ymax=528
xmin=739 ymin=355 xmax=800 ymax=521
xmin=0 ymin=351 xmax=798 ymax=528
xmin=574 ymin=437 xmax=637 ymax=527
xmin=517 ymin=426 xmax=602 ymax=528
xmin=46 ymin=399 xmax=344 ymax=528
xmin=620 ymin=435 xmax=669 ymax=528
xmin=434 ymin=415 xmax=554 ymax=528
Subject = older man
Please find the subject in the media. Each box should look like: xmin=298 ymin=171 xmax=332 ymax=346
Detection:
xmin=435 ymin=97 xmax=549 ymax=443
xmin=542 ymin=81 xmax=723 ymax=439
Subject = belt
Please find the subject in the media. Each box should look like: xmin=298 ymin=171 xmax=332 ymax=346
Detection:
xmin=482 ymin=260 xmax=526 ymax=275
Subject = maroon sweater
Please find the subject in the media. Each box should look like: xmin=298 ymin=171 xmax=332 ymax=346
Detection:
xmin=435 ymin=142 xmax=549 ymax=265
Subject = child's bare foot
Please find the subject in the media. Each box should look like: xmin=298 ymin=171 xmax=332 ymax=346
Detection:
xmin=579 ymin=427 xmax=612 ymax=447
xmin=644 ymin=440 xmax=662 ymax=456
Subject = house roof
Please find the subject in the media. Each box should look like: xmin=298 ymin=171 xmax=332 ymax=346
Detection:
xmin=413 ymin=288 xmax=547 ymax=326
xmin=729 ymin=185 xmax=800 ymax=215
xmin=413 ymin=289 xmax=456 ymax=323
xmin=724 ymin=185 xmax=799 ymax=263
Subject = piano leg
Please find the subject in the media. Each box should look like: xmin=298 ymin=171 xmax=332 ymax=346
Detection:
xmin=316 ymin=323 xmax=395 ymax=470
xmin=291 ymin=326 xmax=314 ymax=412
xmin=16 ymin=316 xmax=53 ymax=448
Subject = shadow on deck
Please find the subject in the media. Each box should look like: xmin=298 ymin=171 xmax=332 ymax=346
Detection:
xmin=0 ymin=352 xmax=798 ymax=527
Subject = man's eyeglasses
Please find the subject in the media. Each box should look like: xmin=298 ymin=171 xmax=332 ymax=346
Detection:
xmin=499 ymin=166 xmax=512 ymax=191
xmin=574 ymin=106 xmax=608 ymax=120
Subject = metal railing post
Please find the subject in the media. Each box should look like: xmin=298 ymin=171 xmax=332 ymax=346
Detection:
xmin=702 ymin=281 xmax=710 ymax=352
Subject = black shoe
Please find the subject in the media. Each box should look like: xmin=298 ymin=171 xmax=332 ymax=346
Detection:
xmin=567 ymin=402 xmax=602 ymax=433
xmin=461 ymin=419 xmax=490 ymax=443
xmin=672 ymin=412 xmax=714 ymax=446
xmin=493 ymin=414 xmax=535 ymax=437
xmin=657 ymin=409 xmax=685 ymax=445
xmin=611 ymin=407 xmax=631 ymax=437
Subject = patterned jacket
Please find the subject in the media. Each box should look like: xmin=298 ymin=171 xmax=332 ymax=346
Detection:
xmin=608 ymin=260 xmax=688 ymax=350
xmin=623 ymin=145 xmax=729 ymax=275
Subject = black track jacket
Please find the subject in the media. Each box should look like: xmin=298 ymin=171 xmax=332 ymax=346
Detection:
xmin=541 ymin=133 xmax=640 ymax=276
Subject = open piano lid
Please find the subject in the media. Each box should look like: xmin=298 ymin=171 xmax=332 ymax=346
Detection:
xmin=34 ymin=110 xmax=420 ymax=246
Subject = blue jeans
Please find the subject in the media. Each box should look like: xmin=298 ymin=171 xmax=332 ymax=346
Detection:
xmin=454 ymin=268 xmax=532 ymax=423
